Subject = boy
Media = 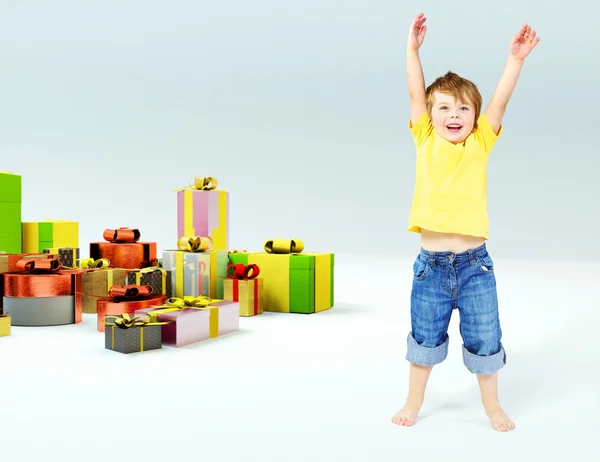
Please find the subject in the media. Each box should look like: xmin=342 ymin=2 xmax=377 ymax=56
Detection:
xmin=391 ymin=13 xmax=540 ymax=432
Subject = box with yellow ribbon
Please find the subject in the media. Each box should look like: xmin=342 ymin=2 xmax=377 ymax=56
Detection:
xmin=43 ymin=247 xmax=80 ymax=268
xmin=174 ymin=177 xmax=229 ymax=252
xmin=135 ymin=296 xmax=239 ymax=347
xmin=222 ymin=263 xmax=263 ymax=317
xmin=104 ymin=313 xmax=170 ymax=354
xmin=0 ymin=309 xmax=10 ymax=337
xmin=228 ymin=239 xmax=334 ymax=314
xmin=162 ymin=236 xmax=228 ymax=300
xmin=80 ymin=258 xmax=128 ymax=314
xmin=0 ymin=171 xmax=22 ymax=254
xmin=125 ymin=267 xmax=172 ymax=299
xmin=22 ymin=219 xmax=78 ymax=254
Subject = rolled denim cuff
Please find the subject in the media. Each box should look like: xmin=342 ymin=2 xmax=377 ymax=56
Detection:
xmin=405 ymin=331 xmax=449 ymax=366
xmin=462 ymin=343 xmax=506 ymax=374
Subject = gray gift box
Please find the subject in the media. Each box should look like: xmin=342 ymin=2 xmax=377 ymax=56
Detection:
xmin=104 ymin=316 xmax=163 ymax=354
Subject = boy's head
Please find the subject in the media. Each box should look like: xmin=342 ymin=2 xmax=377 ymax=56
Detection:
xmin=425 ymin=71 xmax=482 ymax=144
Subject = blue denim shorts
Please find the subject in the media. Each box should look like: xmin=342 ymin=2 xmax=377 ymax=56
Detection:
xmin=406 ymin=243 xmax=506 ymax=374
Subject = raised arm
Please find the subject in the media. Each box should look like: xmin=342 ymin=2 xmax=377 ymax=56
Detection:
xmin=407 ymin=13 xmax=428 ymax=125
xmin=485 ymin=24 xmax=541 ymax=134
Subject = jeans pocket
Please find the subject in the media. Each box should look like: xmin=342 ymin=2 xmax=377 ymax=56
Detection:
xmin=479 ymin=255 xmax=494 ymax=273
xmin=413 ymin=255 xmax=431 ymax=280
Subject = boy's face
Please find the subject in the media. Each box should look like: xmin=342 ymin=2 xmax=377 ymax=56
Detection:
xmin=430 ymin=91 xmax=476 ymax=144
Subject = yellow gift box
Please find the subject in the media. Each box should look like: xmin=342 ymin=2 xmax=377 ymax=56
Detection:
xmin=223 ymin=277 xmax=264 ymax=317
xmin=0 ymin=311 xmax=11 ymax=337
xmin=22 ymin=219 xmax=79 ymax=254
xmin=227 ymin=240 xmax=334 ymax=314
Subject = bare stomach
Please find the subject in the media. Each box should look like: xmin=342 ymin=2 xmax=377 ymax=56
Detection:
xmin=420 ymin=228 xmax=486 ymax=253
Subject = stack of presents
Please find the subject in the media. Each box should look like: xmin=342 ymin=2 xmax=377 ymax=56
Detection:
xmin=0 ymin=173 xmax=335 ymax=353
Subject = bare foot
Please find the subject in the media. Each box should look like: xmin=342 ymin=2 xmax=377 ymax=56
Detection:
xmin=391 ymin=397 xmax=423 ymax=427
xmin=486 ymin=406 xmax=515 ymax=432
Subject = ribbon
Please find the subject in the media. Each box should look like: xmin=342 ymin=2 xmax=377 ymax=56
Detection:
xmin=108 ymin=284 xmax=153 ymax=299
xmin=103 ymin=227 xmax=141 ymax=243
xmin=227 ymin=264 xmax=260 ymax=280
xmin=177 ymin=236 xmax=212 ymax=252
xmin=141 ymin=296 xmax=215 ymax=320
xmin=78 ymin=257 xmax=111 ymax=269
xmin=0 ymin=310 xmax=9 ymax=317
xmin=228 ymin=250 xmax=248 ymax=254
xmin=16 ymin=257 xmax=62 ymax=273
xmin=263 ymin=239 xmax=304 ymax=254
xmin=172 ymin=177 xmax=218 ymax=192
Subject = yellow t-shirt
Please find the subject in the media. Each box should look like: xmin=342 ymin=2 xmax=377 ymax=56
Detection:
xmin=407 ymin=112 xmax=502 ymax=239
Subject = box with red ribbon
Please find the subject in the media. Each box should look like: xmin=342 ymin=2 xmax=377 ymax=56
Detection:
xmin=1 ymin=257 xmax=82 ymax=327
xmin=223 ymin=263 xmax=263 ymax=317
xmin=135 ymin=296 xmax=239 ymax=347
xmin=96 ymin=284 xmax=167 ymax=332
xmin=90 ymin=227 xmax=157 ymax=270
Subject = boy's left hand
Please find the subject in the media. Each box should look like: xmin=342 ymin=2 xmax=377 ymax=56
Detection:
xmin=510 ymin=24 xmax=540 ymax=61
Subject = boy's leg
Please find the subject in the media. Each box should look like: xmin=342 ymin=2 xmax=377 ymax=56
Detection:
xmin=392 ymin=253 xmax=453 ymax=426
xmin=457 ymin=250 xmax=514 ymax=432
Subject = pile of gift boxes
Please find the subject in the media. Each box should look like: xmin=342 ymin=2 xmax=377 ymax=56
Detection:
xmin=0 ymin=173 xmax=335 ymax=354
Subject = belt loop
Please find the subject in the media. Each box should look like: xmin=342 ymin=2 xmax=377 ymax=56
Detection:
xmin=429 ymin=251 xmax=436 ymax=267
xmin=468 ymin=249 xmax=476 ymax=265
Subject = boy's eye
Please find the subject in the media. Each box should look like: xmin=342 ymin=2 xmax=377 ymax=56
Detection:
xmin=460 ymin=107 xmax=469 ymax=111
xmin=439 ymin=106 xmax=448 ymax=110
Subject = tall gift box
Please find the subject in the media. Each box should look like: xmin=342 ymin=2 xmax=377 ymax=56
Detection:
xmin=228 ymin=239 xmax=334 ymax=314
xmin=162 ymin=237 xmax=228 ymax=300
xmin=81 ymin=261 xmax=128 ymax=314
xmin=223 ymin=263 xmax=263 ymax=317
xmin=125 ymin=267 xmax=172 ymax=299
xmin=0 ymin=310 xmax=10 ymax=337
xmin=175 ymin=177 xmax=229 ymax=251
xmin=90 ymin=227 xmax=157 ymax=270
xmin=2 ymin=257 xmax=83 ymax=326
xmin=96 ymin=285 xmax=167 ymax=332
xmin=22 ymin=219 xmax=79 ymax=254
xmin=135 ymin=296 xmax=239 ymax=347
xmin=0 ymin=172 xmax=22 ymax=254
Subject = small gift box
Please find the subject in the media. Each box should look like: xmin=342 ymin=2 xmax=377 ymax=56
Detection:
xmin=125 ymin=267 xmax=172 ymax=299
xmin=80 ymin=258 xmax=128 ymax=314
xmin=135 ymin=296 xmax=239 ymax=347
xmin=0 ymin=309 xmax=11 ymax=337
xmin=96 ymin=284 xmax=167 ymax=332
xmin=0 ymin=171 xmax=22 ymax=254
xmin=174 ymin=177 xmax=229 ymax=251
xmin=0 ymin=252 xmax=54 ymax=274
xmin=43 ymin=247 xmax=80 ymax=268
xmin=104 ymin=314 xmax=168 ymax=354
xmin=162 ymin=236 xmax=228 ymax=300
xmin=1 ymin=257 xmax=82 ymax=326
xmin=90 ymin=227 xmax=157 ymax=270
xmin=228 ymin=239 xmax=334 ymax=314
xmin=222 ymin=263 xmax=263 ymax=317
xmin=22 ymin=219 xmax=79 ymax=254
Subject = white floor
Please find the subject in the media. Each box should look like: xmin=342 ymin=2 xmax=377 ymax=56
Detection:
xmin=1 ymin=255 xmax=599 ymax=462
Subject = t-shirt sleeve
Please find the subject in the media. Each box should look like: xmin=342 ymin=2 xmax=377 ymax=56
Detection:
xmin=474 ymin=113 xmax=502 ymax=154
xmin=408 ymin=112 xmax=433 ymax=148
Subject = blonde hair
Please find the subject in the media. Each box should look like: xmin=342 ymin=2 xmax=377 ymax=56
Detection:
xmin=426 ymin=71 xmax=482 ymax=129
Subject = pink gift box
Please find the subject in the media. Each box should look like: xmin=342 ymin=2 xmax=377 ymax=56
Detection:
xmin=135 ymin=300 xmax=239 ymax=348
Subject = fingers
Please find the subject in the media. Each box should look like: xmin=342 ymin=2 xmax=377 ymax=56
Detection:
xmin=411 ymin=12 xmax=427 ymax=32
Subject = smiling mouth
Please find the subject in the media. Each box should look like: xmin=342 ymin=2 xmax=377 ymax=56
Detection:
xmin=446 ymin=124 xmax=462 ymax=133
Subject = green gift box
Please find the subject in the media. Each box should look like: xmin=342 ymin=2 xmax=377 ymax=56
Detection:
xmin=0 ymin=172 xmax=22 ymax=254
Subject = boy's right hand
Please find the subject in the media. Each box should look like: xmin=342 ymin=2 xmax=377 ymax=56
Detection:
xmin=408 ymin=13 xmax=427 ymax=50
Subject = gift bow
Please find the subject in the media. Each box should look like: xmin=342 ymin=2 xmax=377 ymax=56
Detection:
xmin=173 ymin=176 xmax=218 ymax=192
xmin=263 ymin=239 xmax=304 ymax=254
xmin=104 ymin=313 xmax=170 ymax=329
xmin=103 ymin=227 xmax=141 ymax=243
xmin=109 ymin=284 xmax=154 ymax=299
xmin=16 ymin=257 xmax=62 ymax=273
xmin=227 ymin=263 xmax=260 ymax=280
xmin=79 ymin=257 xmax=111 ymax=269
xmin=177 ymin=236 xmax=212 ymax=252
xmin=228 ymin=250 xmax=247 ymax=254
